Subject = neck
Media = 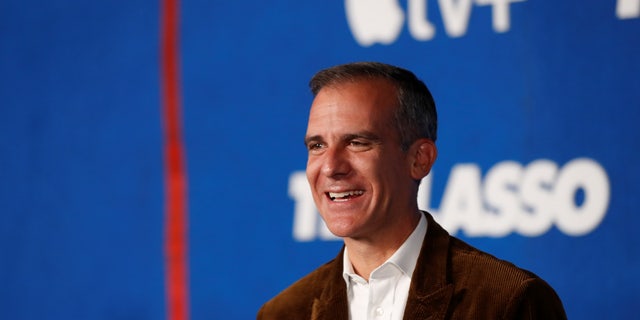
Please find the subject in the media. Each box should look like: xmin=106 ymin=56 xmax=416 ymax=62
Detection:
xmin=344 ymin=211 xmax=421 ymax=281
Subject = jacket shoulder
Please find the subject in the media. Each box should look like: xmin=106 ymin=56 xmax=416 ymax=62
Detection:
xmin=447 ymin=237 xmax=566 ymax=319
xmin=449 ymin=236 xmax=538 ymax=284
xmin=257 ymin=258 xmax=338 ymax=319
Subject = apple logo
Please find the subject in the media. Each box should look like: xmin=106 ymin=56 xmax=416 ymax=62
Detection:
xmin=345 ymin=0 xmax=405 ymax=47
xmin=617 ymin=0 xmax=640 ymax=19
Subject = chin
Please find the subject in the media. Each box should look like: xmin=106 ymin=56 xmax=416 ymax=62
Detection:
xmin=324 ymin=219 xmax=365 ymax=239
xmin=319 ymin=206 xmax=369 ymax=237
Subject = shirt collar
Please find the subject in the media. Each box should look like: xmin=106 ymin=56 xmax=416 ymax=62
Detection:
xmin=342 ymin=213 xmax=428 ymax=283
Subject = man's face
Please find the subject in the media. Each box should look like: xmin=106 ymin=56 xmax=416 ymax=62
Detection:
xmin=305 ymin=79 xmax=418 ymax=240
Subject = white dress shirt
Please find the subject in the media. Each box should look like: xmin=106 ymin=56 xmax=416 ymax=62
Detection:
xmin=342 ymin=214 xmax=428 ymax=320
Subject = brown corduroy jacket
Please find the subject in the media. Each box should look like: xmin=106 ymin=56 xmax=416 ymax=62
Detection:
xmin=258 ymin=212 xmax=567 ymax=320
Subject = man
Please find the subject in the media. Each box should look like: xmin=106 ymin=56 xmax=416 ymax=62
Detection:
xmin=258 ymin=62 xmax=566 ymax=319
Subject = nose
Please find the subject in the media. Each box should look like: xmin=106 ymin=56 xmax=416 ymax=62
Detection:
xmin=320 ymin=147 xmax=351 ymax=178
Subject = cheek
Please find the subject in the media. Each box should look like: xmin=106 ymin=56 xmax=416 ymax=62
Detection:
xmin=306 ymin=159 xmax=320 ymax=185
xmin=371 ymin=155 xmax=411 ymax=184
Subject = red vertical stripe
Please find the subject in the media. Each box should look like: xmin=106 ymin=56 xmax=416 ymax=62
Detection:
xmin=160 ymin=0 xmax=190 ymax=320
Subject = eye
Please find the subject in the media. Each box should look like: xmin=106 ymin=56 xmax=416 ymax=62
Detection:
xmin=348 ymin=139 xmax=372 ymax=150
xmin=307 ymin=142 xmax=324 ymax=152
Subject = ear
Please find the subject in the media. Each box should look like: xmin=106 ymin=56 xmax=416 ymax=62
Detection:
xmin=409 ymin=139 xmax=437 ymax=180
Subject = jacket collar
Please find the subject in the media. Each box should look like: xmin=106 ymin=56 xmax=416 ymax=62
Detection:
xmin=311 ymin=212 xmax=454 ymax=320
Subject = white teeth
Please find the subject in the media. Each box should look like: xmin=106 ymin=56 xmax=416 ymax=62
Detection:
xmin=328 ymin=190 xmax=364 ymax=200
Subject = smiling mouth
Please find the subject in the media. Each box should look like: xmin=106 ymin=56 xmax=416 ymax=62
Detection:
xmin=327 ymin=190 xmax=364 ymax=202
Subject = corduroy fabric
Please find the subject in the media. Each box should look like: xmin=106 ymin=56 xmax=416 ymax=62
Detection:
xmin=258 ymin=212 xmax=567 ymax=320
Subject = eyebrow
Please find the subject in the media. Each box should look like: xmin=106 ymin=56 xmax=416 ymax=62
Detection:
xmin=304 ymin=131 xmax=382 ymax=146
xmin=344 ymin=132 xmax=382 ymax=143
xmin=303 ymin=135 xmax=322 ymax=146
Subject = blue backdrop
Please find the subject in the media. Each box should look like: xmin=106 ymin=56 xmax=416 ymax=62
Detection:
xmin=1 ymin=0 xmax=639 ymax=319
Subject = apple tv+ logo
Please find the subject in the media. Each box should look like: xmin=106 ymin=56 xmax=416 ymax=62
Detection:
xmin=345 ymin=0 xmax=527 ymax=46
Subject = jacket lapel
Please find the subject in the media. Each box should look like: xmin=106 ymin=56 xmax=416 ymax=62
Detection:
xmin=403 ymin=212 xmax=455 ymax=320
xmin=311 ymin=247 xmax=349 ymax=320
xmin=403 ymin=285 xmax=454 ymax=320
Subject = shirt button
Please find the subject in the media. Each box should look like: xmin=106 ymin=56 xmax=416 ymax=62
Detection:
xmin=375 ymin=307 xmax=384 ymax=317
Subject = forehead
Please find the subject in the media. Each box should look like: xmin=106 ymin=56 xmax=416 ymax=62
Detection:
xmin=307 ymin=78 xmax=398 ymax=132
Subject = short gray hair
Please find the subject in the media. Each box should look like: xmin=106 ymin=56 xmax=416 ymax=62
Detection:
xmin=309 ymin=62 xmax=437 ymax=150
